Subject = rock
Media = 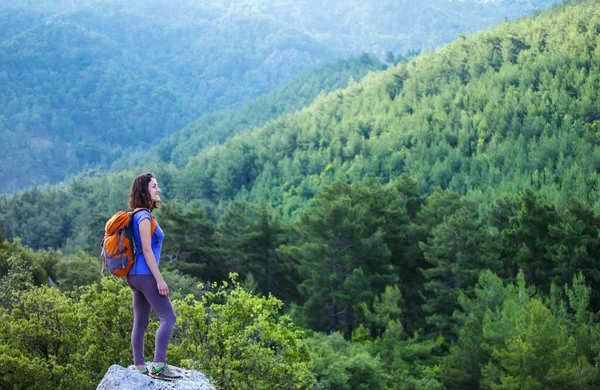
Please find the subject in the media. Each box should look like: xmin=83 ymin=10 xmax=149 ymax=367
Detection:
xmin=97 ymin=364 xmax=216 ymax=390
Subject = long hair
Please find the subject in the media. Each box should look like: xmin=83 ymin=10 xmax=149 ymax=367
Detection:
xmin=128 ymin=173 xmax=160 ymax=211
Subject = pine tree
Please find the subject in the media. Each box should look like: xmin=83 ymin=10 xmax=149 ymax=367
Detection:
xmin=158 ymin=203 xmax=223 ymax=281
xmin=278 ymin=181 xmax=396 ymax=337
xmin=218 ymin=202 xmax=299 ymax=302
xmin=420 ymin=205 xmax=501 ymax=338
xmin=501 ymin=189 xmax=558 ymax=288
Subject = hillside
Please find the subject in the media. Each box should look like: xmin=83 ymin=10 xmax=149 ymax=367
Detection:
xmin=0 ymin=0 xmax=561 ymax=192
xmin=1 ymin=0 xmax=597 ymax=250
xmin=114 ymin=54 xmax=386 ymax=170
xmin=0 ymin=0 xmax=331 ymax=192
xmin=170 ymin=0 xmax=600 ymax=214
xmin=175 ymin=3 xmax=600 ymax=210
xmin=241 ymin=0 xmax=562 ymax=55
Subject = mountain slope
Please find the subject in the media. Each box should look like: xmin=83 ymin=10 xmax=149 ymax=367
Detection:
xmin=4 ymin=0 xmax=595 ymax=252
xmin=0 ymin=0 xmax=562 ymax=192
xmin=212 ymin=0 xmax=562 ymax=55
xmin=0 ymin=1 xmax=331 ymax=192
xmin=169 ymin=0 xmax=600 ymax=214
xmin=114 ymin=54 xmax=386 ymax=170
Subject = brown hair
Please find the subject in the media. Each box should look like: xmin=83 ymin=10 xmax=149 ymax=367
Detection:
xmin=128 ymin=173 xmax=160 ymax=211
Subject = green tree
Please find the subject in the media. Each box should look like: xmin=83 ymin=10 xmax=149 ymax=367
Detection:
xmin=0 ymin=286 xmax=93 ymax=390
xmin=279 ymin=181 xmax=396 ymax=337
xmin=0 ymin=253 xmax=34 ymax=309
xmin=158 ymin=203 xmax=223 ymax=281
xmin=218 ymin=202 xmax=299 ymax=301
xmin=360 ymin=285 xmax=444 ymax=389
xmin=420 ymin=204 xmax=501 ymax=337
xmin=546 ymin=198 xmax=600 ymax=310
xmin=483 ymin=298 xmax=592 ymax=389
xmin=502 ymin=189 xmax=558 ymax=287
xmin=306 ymin=332 xmax=389 ymax=390
xmin=440 ymin=270 xmax=506 ymax=389
xmin=54 ymin=249 xmax=101 ymax=291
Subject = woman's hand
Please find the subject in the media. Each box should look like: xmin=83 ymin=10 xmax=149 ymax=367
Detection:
xmin=156 ymin=278 xmax=169 ymax=296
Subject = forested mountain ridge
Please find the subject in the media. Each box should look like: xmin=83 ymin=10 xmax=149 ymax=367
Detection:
xmin=207 ymin=0 xmax=562 ymax=55
xmin=1 ymin=0 xmax=561 ymax=193
xmin=168 ymin=0 xmax=600 ymax=215
xmin=0 ymin=0 xmax=332 ymax=192
xmin=115 ymin=54 xmax=386 ymax=170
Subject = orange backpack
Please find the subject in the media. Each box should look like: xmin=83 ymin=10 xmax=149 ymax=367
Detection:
xmin=101 ymin=208 xmax=156 ymax=276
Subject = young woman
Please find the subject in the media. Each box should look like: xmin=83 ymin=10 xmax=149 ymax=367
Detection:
xmin=127 ymin=173 xmax=181 ymax=381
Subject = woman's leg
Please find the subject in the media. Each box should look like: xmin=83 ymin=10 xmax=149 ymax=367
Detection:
xmin=128 ymin=277 xmax=152 ymax=368
xmin=129 ymin=274 xmax=176 ymax=364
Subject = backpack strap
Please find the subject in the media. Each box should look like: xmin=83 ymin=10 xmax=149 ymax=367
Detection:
xmin=131 ymin=208 xmax=157 ymax=275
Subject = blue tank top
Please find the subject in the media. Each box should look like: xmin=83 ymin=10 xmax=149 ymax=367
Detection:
xmin=131 ymin=209 xmax=164 ymax=275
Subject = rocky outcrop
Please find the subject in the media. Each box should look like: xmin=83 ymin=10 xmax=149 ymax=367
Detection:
xmin=97 ymin=364 xmax=216 ymax=390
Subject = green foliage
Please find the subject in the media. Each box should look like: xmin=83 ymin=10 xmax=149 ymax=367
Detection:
xmin=0 ymin=274 xmax=313 ymax=389
xmin=0 ymin=236 xmax=60 ymax=285
xmin=54 ymin=249 xmax=101 ymax=291
xmin=218 ymin=202 xmax=299 ymax=302
xmin=158 ymin=202 xmax=223 ymax=281
xmin=546 ymin=198 xmax=600 ymax=309
xmin=77 ymin=277 xmax=152 ymax=376
xmin=420 ymin=204 xmax=502 ymax=337
xmin=278 ymin=180 xmax=397 ymax=336
xmin=484 ymin=298 xmax=592 ymax=389
xmin=0 ymin=253 xmax=34 ymax=309
xmin=502 ymin=189 xmax=559 ymax=287
xmin=306 ymin=332 xmax=389 ymax=390
xmin=360 ymin=286 xmax=444 ymax=389
xmin=4 ymin=1 xmax=600 ymax=388
xmin=134 ymin=0 xmax=598 ymax=222
xmin=444 ymin=270 xmax=599 ymax=389
xmin=306 ymin=284 xmax=444 ymax=389
xmin=362 ymin=285 xmax=404 ymax=338
xmin=0 ymin=277 xmax=149 ymax=389
xmin=0 ymin=1 xmax=335 ymax=192
xmin=123 ymin=55 xmax=386 ymax=172
xmin=4 ymin=0 xmax=597 ymax=257
xmin=0 ymin=286 xmax=94 ymax=389
xmin=1 ymin=0 xmax=560 ymax=191
xmin=170 ymin=274 xmax=314 ymax=389
xmin=158 ymin=268 xmax=203 ymax=301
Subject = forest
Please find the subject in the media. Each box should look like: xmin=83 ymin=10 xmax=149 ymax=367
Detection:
xmin=2 ymin=0 xmax=600 ymax=389
xmin=1 ymin=0 xmax=559 ymax=192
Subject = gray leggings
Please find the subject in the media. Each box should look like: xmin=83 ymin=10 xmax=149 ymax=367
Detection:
xmin=127 ymin=274 xmax=176 ymax=365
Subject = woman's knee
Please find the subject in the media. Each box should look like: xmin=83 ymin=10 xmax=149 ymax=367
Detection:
xmin=142 ymin=316 xmax=151 ymax=329
xmin=166 ymin=312 xmax=177 ymax=328
xmin=159 ymin=309 xmax=176 ymax=328
xmin=133 ymin=316 xmax=151 ymax=331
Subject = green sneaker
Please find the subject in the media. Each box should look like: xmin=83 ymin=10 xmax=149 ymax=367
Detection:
xmin=138 ymin=368 xmax=149 ymax=376
xmin=149 ymin=364 xmax=182 ymax=381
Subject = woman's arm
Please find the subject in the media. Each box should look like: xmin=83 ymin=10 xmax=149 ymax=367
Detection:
xmin=139 ymin=217 xmax=168 ymax=296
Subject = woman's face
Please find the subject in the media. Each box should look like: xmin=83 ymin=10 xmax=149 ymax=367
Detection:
xmin=148 ymin=177 xmax=161 ymax=203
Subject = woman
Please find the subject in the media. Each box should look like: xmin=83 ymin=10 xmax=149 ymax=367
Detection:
xmin=128 ymin=173 xmax=181 ymax=381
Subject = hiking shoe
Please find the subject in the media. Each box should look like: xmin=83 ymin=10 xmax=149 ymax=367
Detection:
xmin=149 ymin=364 xmax=182 ymax=381
xmin=138 ymin=368 xmax=149 ymax=376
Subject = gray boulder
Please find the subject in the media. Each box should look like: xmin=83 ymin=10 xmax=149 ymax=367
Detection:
xmin=97 ymin=364 xmax=216 ymax=390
